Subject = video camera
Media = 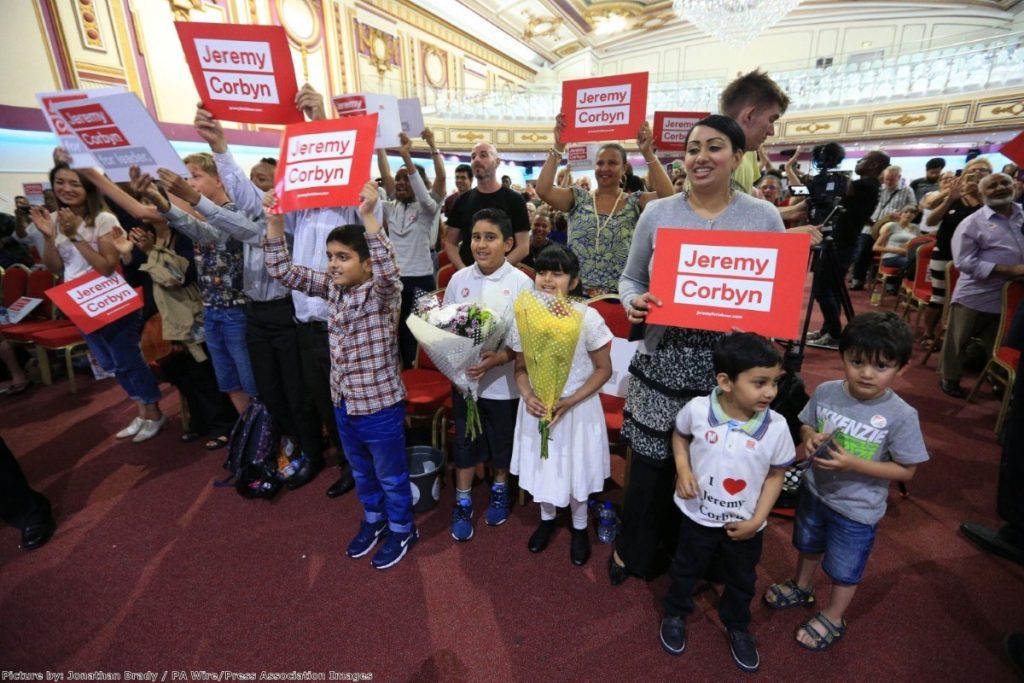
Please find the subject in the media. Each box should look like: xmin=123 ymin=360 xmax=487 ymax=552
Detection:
xmin=805 ymin=142 xmax=849 ymax=231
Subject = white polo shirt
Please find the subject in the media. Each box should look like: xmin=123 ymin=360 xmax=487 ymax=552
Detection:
xmin=673 ymin=389 xmax=795 ymax=529
xmin=444 ymin=261 xmax=532 ymax=400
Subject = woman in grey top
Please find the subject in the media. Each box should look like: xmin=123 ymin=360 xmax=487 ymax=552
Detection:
xmin=609 ymin=115 xmax=786 ymax=584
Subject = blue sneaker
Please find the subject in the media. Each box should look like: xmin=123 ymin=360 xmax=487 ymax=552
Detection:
xmin=371 ymin=528 xmax=419 ymax=570
xmin=485 ymin=484 xmax=510 ymax=526
xmin=346 ymin=520 xmax=388 ymax=558
xmin=451 ymin=498 xmax=474 ymax=541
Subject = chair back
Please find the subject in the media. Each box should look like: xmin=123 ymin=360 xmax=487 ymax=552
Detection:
xmin=26 ymin=268 xmax=58 ymax=318
xmin=437 ymin=264 xmax=456 ymax=289
xmin=911 ymin=243 xmax=935 ymax=300
xmin=942 ymin=261 xmax=960 ymax=326
xmin=2 ymin=264 xmax=30 ymax=307
xmin=994 ymin=280 xmax=1024 ymax=367
xmin=901 ymin=235 xmax=935 ymax=286
xmin=437 ymin=249 xmax=450 ymax=269
xmin=517 ymin=264 xmax=535 ymax=280
xmin=587 ymin=294 xmax=630 ymax=339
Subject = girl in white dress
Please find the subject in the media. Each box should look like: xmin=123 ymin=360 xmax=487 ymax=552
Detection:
xmin=510 ymin=244 xmax=613 ymax=566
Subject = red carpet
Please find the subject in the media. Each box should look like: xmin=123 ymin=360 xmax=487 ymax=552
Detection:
xmin=2 ymin=286 xmax=1022 ymax=681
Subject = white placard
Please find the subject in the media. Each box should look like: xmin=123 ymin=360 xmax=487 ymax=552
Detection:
xmin=565 ymin=144 xmax=600 ymax=171
xmin=36 ymin=87 xmax=127 ymax=169
xmin=5 ymin=297 xmax=43 ymax=324
xmin=332 ymin=92 xmax=403 ymax=149
xmin=398 ymin=98 xmax=425 ymax=137
xmin=51 ymin=93 xmax=188 ymax=182
xmin=600 ymin=337 xmax=639 ymax=398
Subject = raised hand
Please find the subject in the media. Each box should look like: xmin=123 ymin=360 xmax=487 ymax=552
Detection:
xmin=130 ymin=227 xmax=155 ymax=253
xmin=358 ymin=180 xmax=379 ymax=217
xmin=28 ymin=206 xmax=56 ymax=239
xmin=421 ymin=127 xmax=436 ymax=150
xmin=294 ymin=83 xmax=325 ymax=121
xmin=110 ymin=226 xmax=134 ymax=254
xmin=157 ymin=168 xmax=201 ymax=205
xmin=553 ymin=113 xmax=567 ymax=150
xmin=56 ymin=208 xmax=81 ymax=237
xmin=194 ymin=104 xmax=227 ymax=153
xmin=637 ymin=120 xmax=654 ymax=156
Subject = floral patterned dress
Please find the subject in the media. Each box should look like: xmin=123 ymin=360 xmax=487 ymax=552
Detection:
xmin=567 ymin=186 xmax=643 ymax=295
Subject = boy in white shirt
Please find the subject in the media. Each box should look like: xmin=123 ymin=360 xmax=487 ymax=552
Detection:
xmin=659 ymin=333 xmax=795 ymax=673
xmin=443 ymin=208 xmax=532 ymax=541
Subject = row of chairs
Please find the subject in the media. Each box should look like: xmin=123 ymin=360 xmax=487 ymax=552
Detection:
xmin=0 ymin=264 xmax=91 ymax=392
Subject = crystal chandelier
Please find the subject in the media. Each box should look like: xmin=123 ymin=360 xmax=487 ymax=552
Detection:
xmin=672 ymin=0 xmax=805 ymax=48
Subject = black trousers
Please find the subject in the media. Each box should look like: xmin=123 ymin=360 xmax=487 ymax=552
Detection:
xmin=159 ymin=350 xmax=237 ymax=438
xmin=246 ymin=299 xmax=326 ymax=466
xmin=296 ymin=321 xmax=345 ymax=466
xmin=664 ymin=514 xmax=764 ymax=631
xmin=999 ymin=303 xmax=1024 ymax=531
xmin=0 ymin=437 xmax=51 ymax=530
xmin=615 ymin=452 xmax=681 ymax=579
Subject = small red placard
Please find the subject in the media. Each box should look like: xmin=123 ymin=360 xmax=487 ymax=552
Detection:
xmin=653 ymin=111 xmax=709 ymax=152
xmin=273 ymin=114 xmax=378 ymax=212
xmin=999 ymin=130 xmax=1024 ymax=168
xmin=46 ymin=270 xmax=142 ymax=334
xmin=559 ymin=72 xmax=648 ymax=143
xmin=175 ymin=22 xmax=303 ymax=125
xmin=645 ymin=229 xmax=811 ymax=339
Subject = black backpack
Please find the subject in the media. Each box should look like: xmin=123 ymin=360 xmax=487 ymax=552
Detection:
xmin=220 ymin=401 xmax=282 ymax=500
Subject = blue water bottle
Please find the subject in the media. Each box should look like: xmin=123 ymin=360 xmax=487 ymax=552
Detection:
xmin=597 ymin=501 xmax=618 ymax=544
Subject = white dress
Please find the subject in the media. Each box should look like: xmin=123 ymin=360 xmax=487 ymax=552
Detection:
xmin=510 ymin=306 xmax=613 ymax=507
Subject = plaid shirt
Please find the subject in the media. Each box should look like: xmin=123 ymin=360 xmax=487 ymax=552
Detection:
xmin=264 ymin=231 xmax=405 ymax=416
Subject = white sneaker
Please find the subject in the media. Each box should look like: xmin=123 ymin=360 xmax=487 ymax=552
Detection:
xmin=132 ymin=416 xmax=166 ymax=443
xmin=806 ymin=328 xmax=827 ymax=342
xmin=116 ymin=417 xmax=145 ymax=439
xmin=807 ymin=332 xmax=840 ymax=350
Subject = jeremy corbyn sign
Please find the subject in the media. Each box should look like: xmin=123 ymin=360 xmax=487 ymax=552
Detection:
xmin=645 ymin=229 xmax=811 ymax=339
xmin=273 ymin=114 xmax=378 ymax=212
xmin=560 ymin=72 xmax=648 ymax=143
xmin=653 ymin=111 xmax=709 ymax=152
xmin=176 ymin=22 xmax=303 ymax=124
xmin=46 ymin=271 xmax=142 ymax=334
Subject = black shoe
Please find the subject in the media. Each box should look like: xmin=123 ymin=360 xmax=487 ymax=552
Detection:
xmin=285 ymin=459 xmax=322 ymax=490
xmin=527 ymin=520 xmax=555 ymax=553
xmin=570 ymin=528 xmax=591 ymax=566
xmin=940 ymin=378 xmax=968 ymax=399
xmin=608 ymin=552 xmax=629 ymax=586
xmin=960 ymin=521 xmax=1024 ymax=566
xmin=728 ymin=629 xmax=760 ymax=673
xmin=21 ymin=516 xmax=56 ymax=551
xmin=326 ymin=472 xmax=356 ymax=498
xmin=660 ymin=615 xmax=686 ymax=655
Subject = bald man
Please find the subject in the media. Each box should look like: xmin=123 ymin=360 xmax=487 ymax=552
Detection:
xmin=444 ymin=141 xmax=530 ymax=269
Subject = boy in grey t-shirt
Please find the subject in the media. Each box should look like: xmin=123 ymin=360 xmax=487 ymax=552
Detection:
xmin=762 ymin=312 xmax=928 ymax=651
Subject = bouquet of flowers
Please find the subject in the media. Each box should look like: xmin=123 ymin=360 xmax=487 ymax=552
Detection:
xmin=406 ymin=295 xmax=509 ymax=440
xmin=513 ymin=289 xmax=584 ymax=459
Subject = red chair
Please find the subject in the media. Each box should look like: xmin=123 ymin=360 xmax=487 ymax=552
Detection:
xmin=402 ymin=288 xmax=451 ymax=422
xmin=29 ymin=325 xmax=90 ymax=393
xmin=437 ymin=263 xmax=456 ymax=289
xmin=437 ymin=249 xmax=450 ymax=269
xmin=898 ymin=242 xmax=935 ymax=335
xmin=893 ymin=236 xmax=935 ymax=314
xmin=922 ymin=262 xmax=960 ymax=366
xmin=517 ymin=264 xmax=535 ymax=280
xmin=586 ymin=294 xmax=630 ymax=338
xmin=966 ymin=280 xmax=1024 ymax=435
xmin=1 ymin=269 xmax=74 ymax=342
xmin=2 ymin=264 xmax=30 ymax=307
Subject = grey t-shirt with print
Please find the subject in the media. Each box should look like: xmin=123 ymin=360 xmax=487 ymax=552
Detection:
xmin=798 ymin=380 xmax=928 ymax=526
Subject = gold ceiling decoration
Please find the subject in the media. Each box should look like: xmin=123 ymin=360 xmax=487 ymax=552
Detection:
xmin=884 ymin=114 xmax=927 ymax=126
xmin=992 ymin=101 xmax=1024 ymax=116
xmin=168 ymin=0 xmax=203 ymax=22
xmin=521 ymin=11 xmax=563 ymax=41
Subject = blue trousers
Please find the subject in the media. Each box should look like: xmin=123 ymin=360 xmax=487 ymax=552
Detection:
xmin=334 ymin=401 xmax=413 ymax=533
xmin=82 ymin=311 xmax=161 ymax=405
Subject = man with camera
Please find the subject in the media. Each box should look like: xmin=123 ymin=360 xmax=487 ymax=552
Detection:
xmin=806 ymin=147 xmax=889 ymax=348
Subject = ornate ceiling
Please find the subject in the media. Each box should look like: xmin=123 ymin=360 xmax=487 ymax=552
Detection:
xmin=424 ymin=0 xmax=1024 ymax=65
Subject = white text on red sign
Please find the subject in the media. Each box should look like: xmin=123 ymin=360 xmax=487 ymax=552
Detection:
xmin=194 ymin=38 xmax=278 ymax=103
xmin=575 ymin=84 xmax=631 ymax=128
xmin=69 ymin=274 xmax=135 ymax=317
xmin=285 ymin=131 xmax=357 ymax=189
xmin=674 ymin=245 xmax=778 ymax=312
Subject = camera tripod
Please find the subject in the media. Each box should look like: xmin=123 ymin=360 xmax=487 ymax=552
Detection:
xmin=784 ymin=234 xmax=856 ymax=374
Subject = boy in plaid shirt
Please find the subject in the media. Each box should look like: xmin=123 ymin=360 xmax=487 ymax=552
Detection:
xmin=264 ymin=182 xmax=416 ymax=570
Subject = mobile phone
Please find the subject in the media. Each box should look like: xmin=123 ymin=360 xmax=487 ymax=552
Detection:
xmin=811 ymin=431 xmax=838 ymax=460
xmin=790 ymin=185 xmax=810 ymax=196
xmin=955 ymin=169 xmax=963 ymax=177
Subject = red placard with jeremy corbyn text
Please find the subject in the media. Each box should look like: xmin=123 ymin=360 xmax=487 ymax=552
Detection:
xmin=46 ymin=270 xmax=142 ymax=334
xmin=645 ymin=229 xmax=811 ymax=339
xmin=1000 ymin=130 xmax=1024 ymax=168
xmin=653 ymin=111 xmax=710 ymax=152
xmin=175 ymin=22 xmax=303 ymax=125
xmin=273 ymin=114 xmax=378 ymax=212
xmin=560 ymin=72 xmax=648 ymax=143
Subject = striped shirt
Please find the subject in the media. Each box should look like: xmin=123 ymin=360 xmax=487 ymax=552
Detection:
xmin=264 ymin=231 xmax=405 ymax=415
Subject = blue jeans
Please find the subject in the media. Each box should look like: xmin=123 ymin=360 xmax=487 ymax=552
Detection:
xmin=334 ymin=401 xmax=412 ymax=533
xmin=204 ymin=306 xmax=256 ymax=396
xmin=82 ymin=310 xmax=161 ymax=405
xmin=792 ymin=486 xmax=877 ymax=585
